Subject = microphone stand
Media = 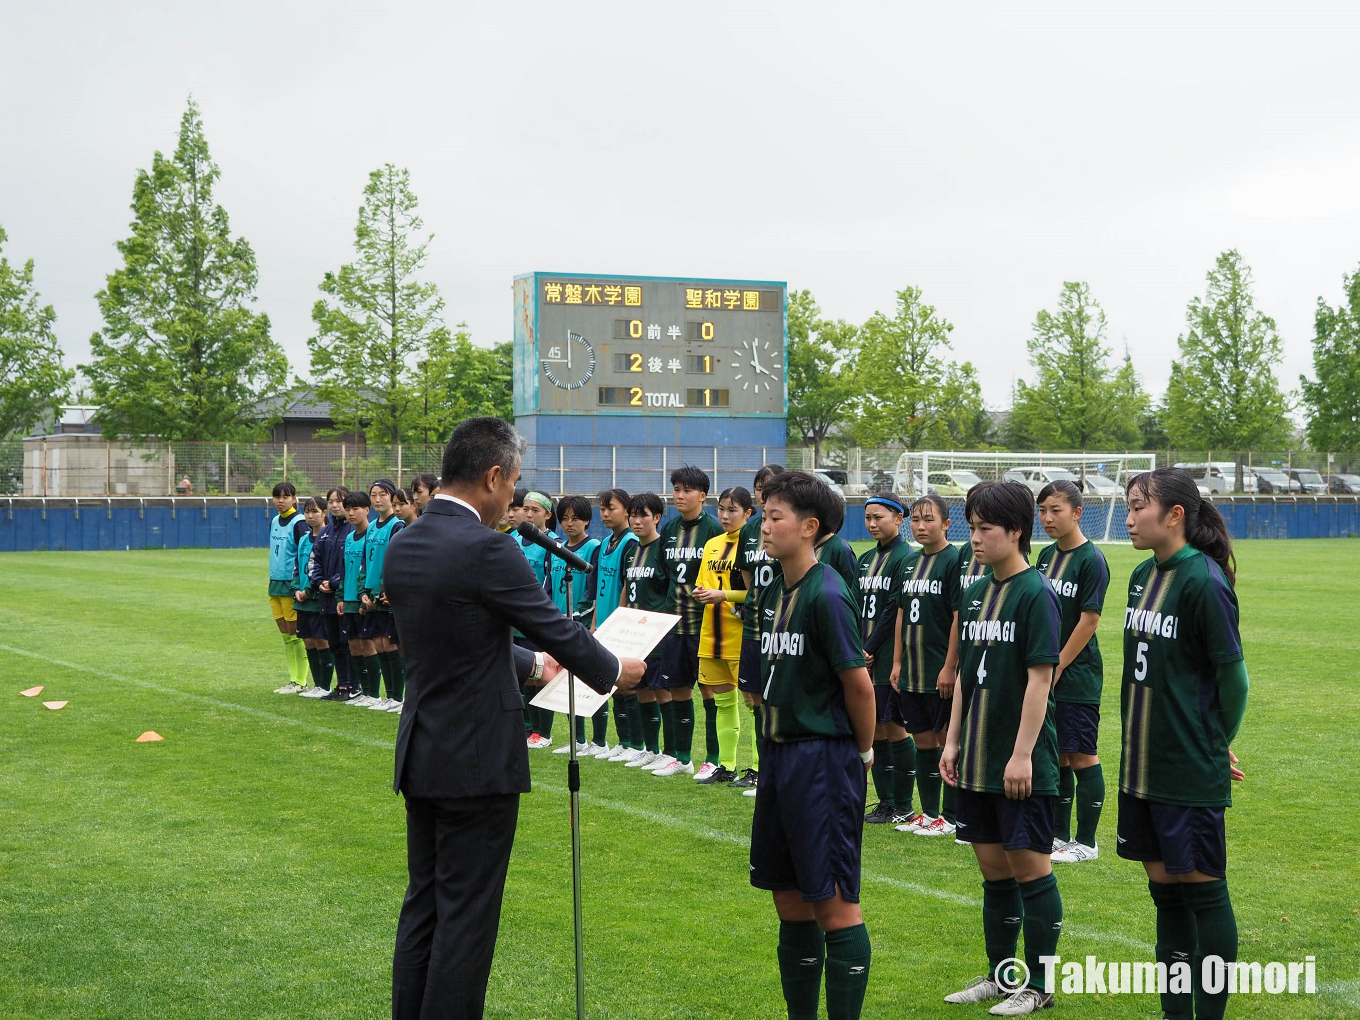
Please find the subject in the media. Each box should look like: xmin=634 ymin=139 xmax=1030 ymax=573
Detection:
xmin=554 ymin=557 xmax=587 ymax=1020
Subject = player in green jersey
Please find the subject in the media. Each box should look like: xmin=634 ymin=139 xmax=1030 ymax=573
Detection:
xmin=750 ymin=471 xmax=876 ymax=1020
xmin=652 ymin=465 xmax=724 ymax=778
xmin=735 ymin=463 xmax=785 ymax=794
xmin=891 ymin=495 xmax=963 ymax=837
xmin=856 ymin=494 xmax=917 ymax=826
xmin=360 ymin=479 xmax=406 ymax=710
xmin=1120 ymin=468 xmax=1247 ymax=1020
xmin=1034 ymin=480 xmax=1111 ymax=863
xmin=619 ymin=491 xmax=673 ymax=770
xmin=941 ymin=481 xmax=1064 ymax=1015
xmin=813 ymin=485 xmax=859 ymax=593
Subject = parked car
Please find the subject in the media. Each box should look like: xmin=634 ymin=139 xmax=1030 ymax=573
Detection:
xmin=1247 ymin=467 xmax=1299 ymax=494
xmin=813 ymin=470 xmax=845 ymax=498
xmin=1081 ymin=473 xmax=1120 ymax=497
xmin=1328 ymin=473 xmax=1360 ymax=494
xmin=1001 ymin=466 xmax=1081 ymax=496
xmin=925 ymin=470 xmax=983 ymax=496
xmin=1174 ymin=461 xmax=1247 ymax=494
xmin=1288 ymin=468 xmax=1327 ymax=494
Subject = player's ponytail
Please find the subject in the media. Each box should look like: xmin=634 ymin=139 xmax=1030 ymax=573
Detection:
xmin=1128 ymin=468 xmax=1236 ymax=586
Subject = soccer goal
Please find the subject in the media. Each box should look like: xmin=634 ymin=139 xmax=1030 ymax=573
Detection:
xmin=891 ymin=451 xmax=1158 ymax=544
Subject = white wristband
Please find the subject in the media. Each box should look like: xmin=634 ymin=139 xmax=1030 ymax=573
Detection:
xmin=859 ymin=749 xmax=873 ymax=764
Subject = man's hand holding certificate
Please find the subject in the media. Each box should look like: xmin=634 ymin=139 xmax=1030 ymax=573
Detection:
xmin=530 ymin=609 xmax=678 ymax=717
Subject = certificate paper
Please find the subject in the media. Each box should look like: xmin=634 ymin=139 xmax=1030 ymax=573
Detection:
xmin=529 ymin=608 xmax=679 ymax=717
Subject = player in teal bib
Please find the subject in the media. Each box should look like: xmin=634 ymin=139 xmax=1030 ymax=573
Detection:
xmin=592 ymin=488 xmax=642 ymax=760
xmin=1035 ymin=480 xmax=1111 ymax=862
xmin=1119 ymin=468 xmax=1248 ymax=1020
xmin=268 ymin=481 xmax=311 ymax=692
xmin=292 ymin=496 xmax=334 ymax=692
xmin=517 ymin=491 xmax=559 ymax=746
xmin=551 ymin=496 xmax=604 ymax=751
xmin=361 ymin=479 xmax=406 ymax=706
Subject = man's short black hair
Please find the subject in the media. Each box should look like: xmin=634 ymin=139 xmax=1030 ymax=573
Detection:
xmin=342 ymin=490 xmax=371 ymax=510
xmin=272 ymin=481 xmax=297 ymax=498
xmin=759 ymin=470 xmax=839 ymax=540
xmin=557 ymin=495 xmax=593 ymax=527
xmin=964 ymin=480 xmax=1036 ymax=557
xmin=597 ymin=487 xmax=630 ymax=509
xmin=440 ymin=417 xmax=526 ymax=487
xmin=670 ymin=464 xmax=711 ymax=495
xmin=627 ymin=492 xmax=665 ymax=518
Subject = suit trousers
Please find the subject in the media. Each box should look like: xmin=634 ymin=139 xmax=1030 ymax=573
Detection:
xmin=392 ymin=792 xmax=521 ymax=1020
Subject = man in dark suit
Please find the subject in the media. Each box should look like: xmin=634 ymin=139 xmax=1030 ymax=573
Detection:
xmin=384 ymin=417 xmax=647 ymax=1020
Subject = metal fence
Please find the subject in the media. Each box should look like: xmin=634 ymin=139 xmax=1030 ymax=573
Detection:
xmin=12 ymin=438 xmax=1360 ymax=498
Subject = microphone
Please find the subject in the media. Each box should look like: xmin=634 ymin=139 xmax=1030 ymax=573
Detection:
xmin=517 ymin=521 xmax=592 ymax=573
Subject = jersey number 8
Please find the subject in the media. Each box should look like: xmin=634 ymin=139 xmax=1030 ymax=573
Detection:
xmin=909 ymin=597 xmax=920 ymax=623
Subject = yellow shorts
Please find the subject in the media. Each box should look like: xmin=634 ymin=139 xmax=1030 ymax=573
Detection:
xmin=269 ymin=595 xmax=297 ymax=623
xmin=698 ymin=657 xmax=741 ymax=688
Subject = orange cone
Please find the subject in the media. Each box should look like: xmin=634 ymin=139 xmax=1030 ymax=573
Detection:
xmin=20 ymin=686 xmax=43 ymax=697
xmin=135 ymin=731 xmax=165 ymax=743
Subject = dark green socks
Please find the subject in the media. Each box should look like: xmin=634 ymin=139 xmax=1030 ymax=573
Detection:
xmin=981 ymin=878 xmax=1022 ymax=981
xmin=702 ymin=695 xmax=719 ymax=766
xmin=870 ymin=739 xmax=892 ymax=809
xmin=1182 ymin=879 xmax=1237 ymax=1020
xmin=641 ymin=701 xmax=662 ymax=753
xmin=824 ymin=923 xmax=871 ymax=1019
xmin=658 ymin=700 xmax=676 ymax=756
xmin=1149 ymin=880 xmax=1196 ymax=1020
xmin=673 ymin=698 xmax=695 ymax=764
xmin=378 ymin=650 xmax=406 ymax=701
xmin=624 ymin=696 xmax=645 ymax=750
xmin=1056 ymin=766 xmax=1075 ymax=842
xmin=1019 ymin=873 xmax=1063 ymax=993
xmin=890 ymin=737 xmax=916 ymax=816
xmin=776 ymin=920 xmax=824 ymax=1020
xmin=916 ymin=746 xmax=942 ymax=818
xmin=1074 ymin=763 xmax=1104 ymax=846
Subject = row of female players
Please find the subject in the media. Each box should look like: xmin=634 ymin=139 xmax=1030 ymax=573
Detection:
xmin=267 ymin=475 xmax=440 ymax=708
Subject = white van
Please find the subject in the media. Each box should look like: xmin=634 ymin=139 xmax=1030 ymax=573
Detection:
xmin=1174 ymin=462 xmax=1256 ymax=495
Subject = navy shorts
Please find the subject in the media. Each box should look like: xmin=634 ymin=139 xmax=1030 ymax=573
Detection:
xmin=322 ymin=611 xmax=347 ymax=648
xmin=738 ymin=637 xmax=763 ymax=694
xmin=1056 ymin=702 xmax=1099 ymax=755
xmin=340 ymin=611 xmax=363 ymax=641
xmin=1116 ymin=791 xmax=1227 ymax=878
xmin=294 ymin=609 xmax=323 ymax=639
xmin=899 ymin=689 xmax=950 ymax=734
xmin=643 ymin=654 xmax=672 ymax=690
xmin=751 ymin=737 xmax=866 ymax=902
xmin=954 ymin=788 xmax=1056 ymax=853
xmin=658 ymin=632 xmax=701 ymax=690
xmin=874 ymin=684 xmax=905 ymax=726
xmin=369 ymin=609 xmax=399 ymax=644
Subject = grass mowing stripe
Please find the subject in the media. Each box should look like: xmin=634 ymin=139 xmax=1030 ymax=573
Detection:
xmin=0 ymin=643 xmax=395 ymax=751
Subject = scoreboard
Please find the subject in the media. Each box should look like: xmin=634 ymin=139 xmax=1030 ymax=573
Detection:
xmin=513 ymin=272 xmax=787 ymax=421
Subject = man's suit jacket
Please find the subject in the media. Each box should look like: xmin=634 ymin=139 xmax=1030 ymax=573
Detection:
xmin=384 ymin=498 xmax=619 ymax=799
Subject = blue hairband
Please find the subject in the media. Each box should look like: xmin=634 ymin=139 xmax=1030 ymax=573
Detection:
xmin=865 ymin=496 xmax=905 ymax=514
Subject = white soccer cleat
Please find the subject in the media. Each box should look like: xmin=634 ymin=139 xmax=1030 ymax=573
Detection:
xmin=915 ymin=816 xmax=957 ymax=836
xmin=528 ymin=734 xmax=553 ymax=749
xmin=643 ymin=754 xmax=677 ymax=772
xmin=348 ymin=695 xmax=376 ymax=707
xmin=1051 ymin=837 xmax=1067 ymax=853
xmin=367 ymin=697 xmax=394 ymax=710
xmin=988 ymin=987 xmax=1054 ymax=1014
xmin=624 ymin=751 xmax=658 ymax=768
xmin=298 ymin=687 xmax=329 ymax=699
xmin=894 ymin=812 xmax=928 ymax=833
xmin=693 ymin=762 xmax=718 ymax=781
xmin=606 ymin=746 xmax=634 ymax=762
xmin=1051 ymin=842 xmax=1098 ymax=863
xmin=585 ymin=743 xmax=610 ymax=757
xmin=274 ymin=682 xmax=305 ymax=694
xmin=742 ymin=788 xmax=757 ymax=797
xmin=554 ymin=741 xmax=589 ymax=755
xmin=653 ymin=759 xmax=695 ymax=777
xmin=943 ymin=974 xmax=1006 ymax=1004
xmin=387 ymin=702 xmax=403 ymax=714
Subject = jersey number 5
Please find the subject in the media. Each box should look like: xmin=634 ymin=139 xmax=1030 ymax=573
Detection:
xmin=1133 ymin=640 xmax=1149 ymax=682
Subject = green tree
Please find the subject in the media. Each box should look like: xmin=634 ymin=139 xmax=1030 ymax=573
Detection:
xmin=1164 ymin=250 xmax=1291 ymax=486
xmin=417 ymin=330 xmax=513 ymax=442
xmin=84 ymin=99 xmax=286 ymax=441
xmin=0 ymin=225 xmax=72 ymax=438
xmin=1009 ymin=283 xmax=1145 ymax=449
xmin=784 ymin=290 xmax=858 ymax=462
xmin=308 ymin=165 xmax=448 ymax=444
xmin=1300 ymin=265 xmax=1360 ymax=453
xmin=849 ymin=286 xmax=977 ymax=449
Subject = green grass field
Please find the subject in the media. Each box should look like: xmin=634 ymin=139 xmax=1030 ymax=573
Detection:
xmin=1 ymin=541 xmax=1357 ymax=1019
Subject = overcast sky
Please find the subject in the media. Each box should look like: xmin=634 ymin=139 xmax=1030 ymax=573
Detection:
xmin=2 ymin=1 xmax=1356 ymax=414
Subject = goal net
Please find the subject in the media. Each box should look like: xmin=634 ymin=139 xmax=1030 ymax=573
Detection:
xmin=890 ymin=451 xmax=1157 ymax=544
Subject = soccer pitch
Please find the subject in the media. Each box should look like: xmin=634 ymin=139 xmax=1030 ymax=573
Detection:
xmin=1 ymin=542 xmax=1356 ymax=1019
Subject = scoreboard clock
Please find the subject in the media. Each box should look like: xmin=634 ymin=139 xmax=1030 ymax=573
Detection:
xmin=513 ymin=273 xmax=788 ymax=419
